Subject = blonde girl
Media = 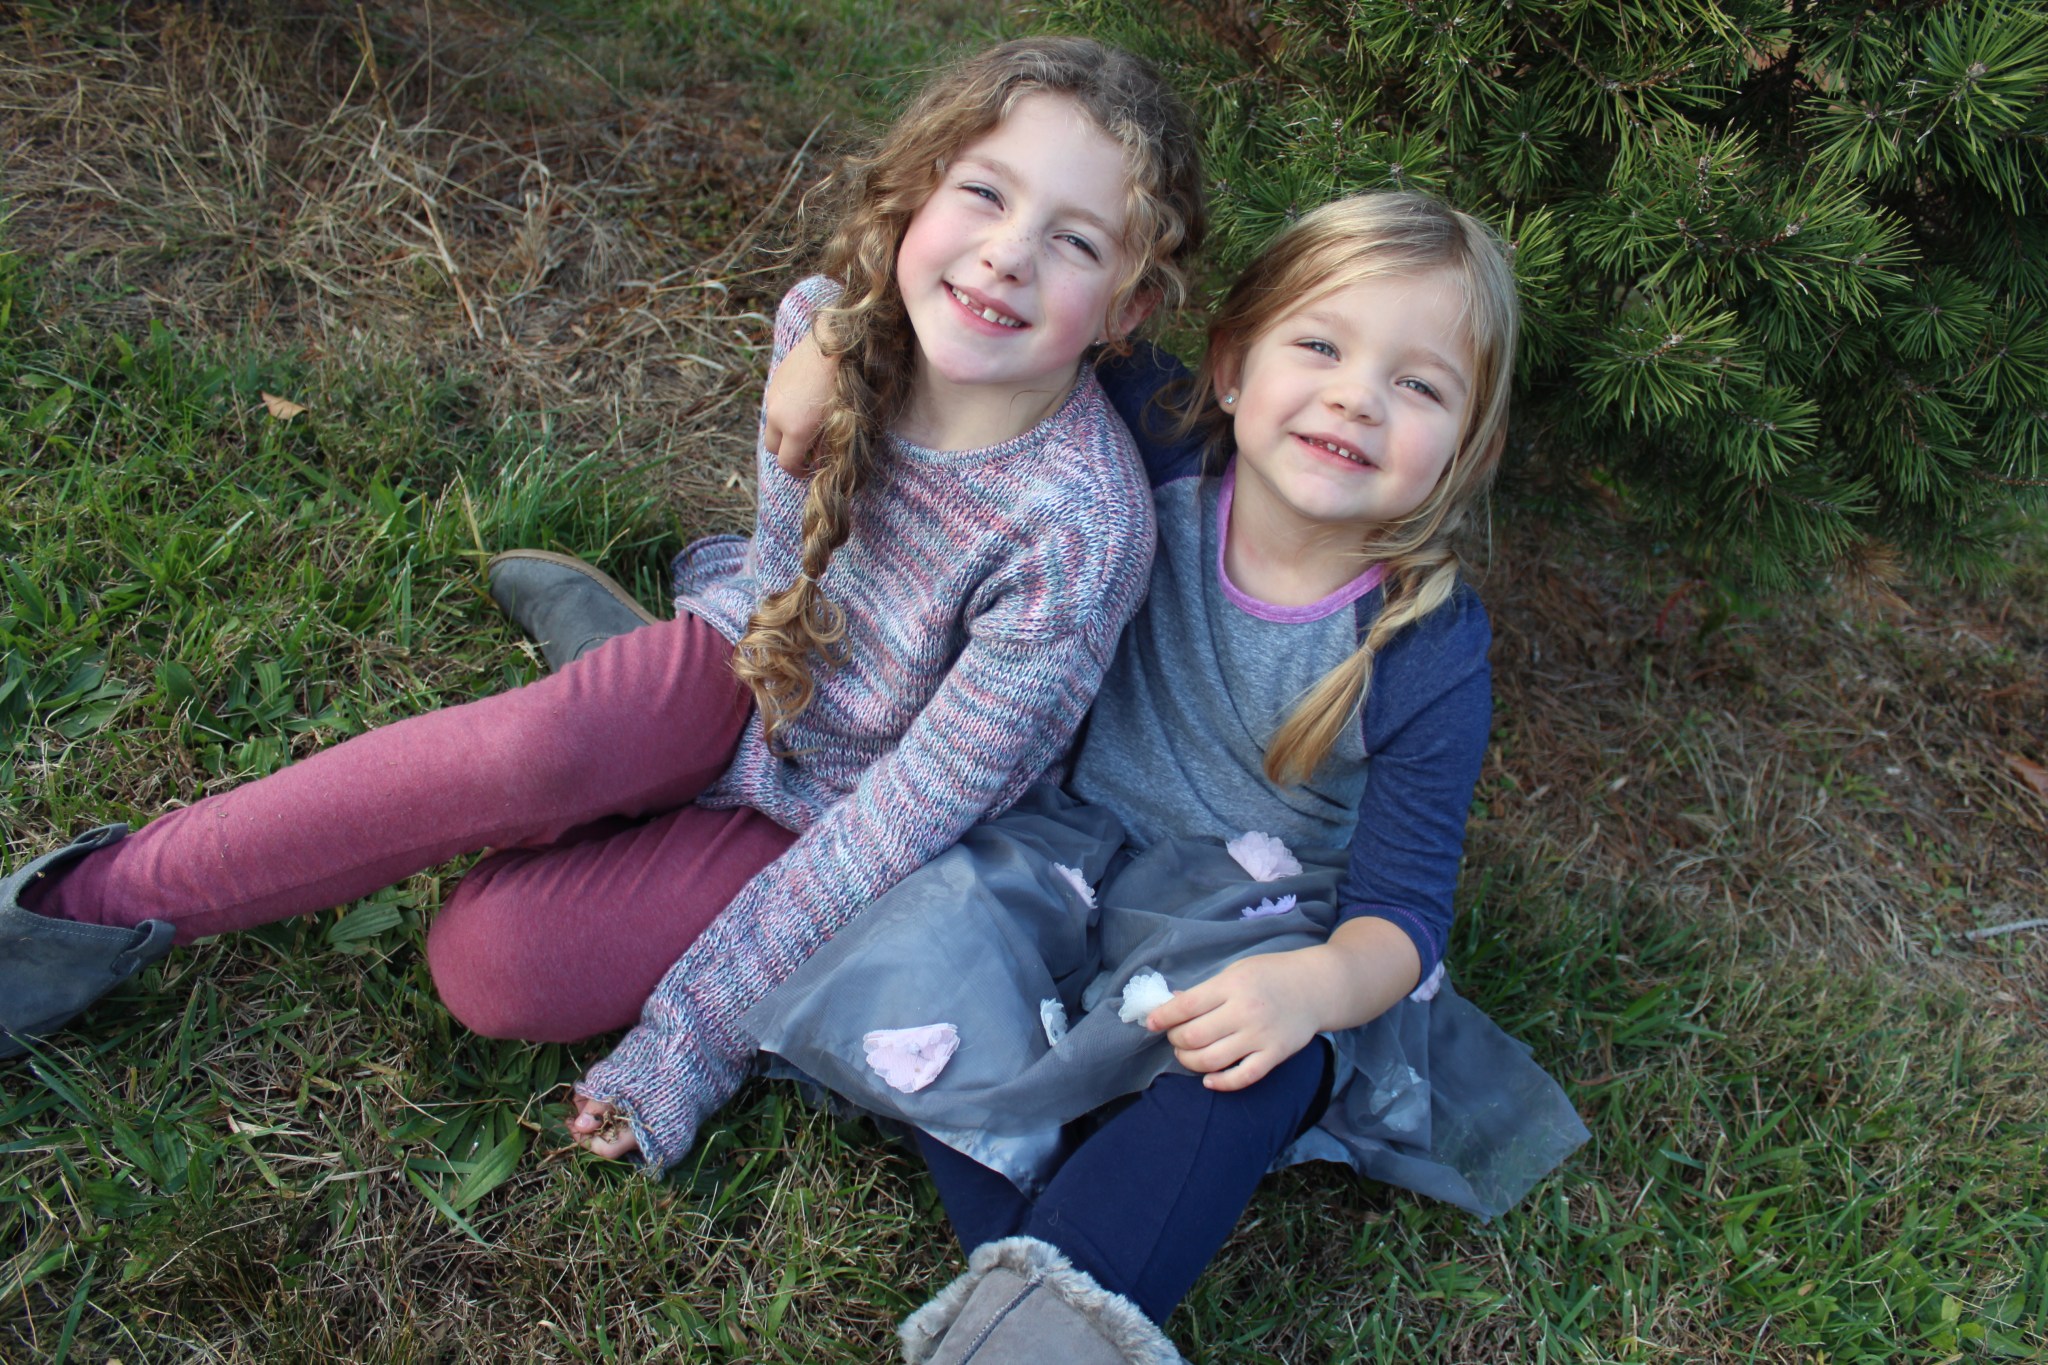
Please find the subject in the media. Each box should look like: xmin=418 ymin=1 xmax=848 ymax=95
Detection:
xmin=747 ymin=193 xmax=1587 ymax=1362
xmin=0 ymin=38 xmax=1204 ymax=1180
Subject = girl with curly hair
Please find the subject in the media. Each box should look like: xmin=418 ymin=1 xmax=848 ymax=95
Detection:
xmin=1 ymin=38 xmax=1204 ymax=1186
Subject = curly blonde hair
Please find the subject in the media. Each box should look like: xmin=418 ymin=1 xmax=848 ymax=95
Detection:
xmin=732 ymin=37 xmax=1206 ymax=745
xmin=1186 ymin=192 xmax=1519 ymax=786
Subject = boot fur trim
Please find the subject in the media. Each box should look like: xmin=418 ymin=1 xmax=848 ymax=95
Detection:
xmin=901 ymin=1235 xmax=1183 ymax=1364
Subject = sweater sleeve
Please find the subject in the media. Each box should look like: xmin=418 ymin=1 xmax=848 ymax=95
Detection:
xmin=772 ymin=274 xmax=844 ymax=365
xmin=577 ymin=616 xmax=1136 ymax=1168
xmin=1335 ymin=585 xmax=1493 ymax=981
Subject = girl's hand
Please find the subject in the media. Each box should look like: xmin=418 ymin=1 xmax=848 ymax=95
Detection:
xmin=763 ymin=328 xmax=838 ymax=476
xmin=567 ymin=1094 xmax=640 ymax=1161
xmin=1149 ymin=920 xmax=1426 ymax=1090
xmin=1145 ymin=953 xmax=1325 ymax=1092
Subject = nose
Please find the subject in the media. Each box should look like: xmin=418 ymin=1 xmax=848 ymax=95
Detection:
xmin=983 ymin=229 xmax=1035 ymax=282
xmin=1325 ymin=372 xmax=1380 ymax=422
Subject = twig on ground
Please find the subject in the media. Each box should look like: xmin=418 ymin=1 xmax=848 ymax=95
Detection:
xmin=705 ymin=115 xmax=830 ymax=274
xmin=1965 ymin=917 xmax=2048 ymax=941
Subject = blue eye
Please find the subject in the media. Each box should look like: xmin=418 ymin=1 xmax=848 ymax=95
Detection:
xmin=963 ymin=183 xmax=1001 ymax=205
xmin=1400 ymin=377 xmax=1442 ymax=401
xmin=1058 ymin=233 xmax=1102 ymax=261
xmin=1298 ymin=339 xmax=1338 ymax=358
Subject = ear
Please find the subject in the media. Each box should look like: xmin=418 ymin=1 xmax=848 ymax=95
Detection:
xmin=1209 ymin=348 xmax=1243 ymax=408
xmin=1107 ymin=287 xmax=1158 ymax=342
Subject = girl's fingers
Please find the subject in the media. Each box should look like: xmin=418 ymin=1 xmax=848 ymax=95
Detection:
xmin=1164 ymin=1014 xmax=1231 ymax=1052
xmin=775 ymin=429 xmax=817 ymax=476
xmin=581 ymin=1130 xmax=639 ymax=1161
xmin=1201 ymin=1050 xmax=1277 ymax=1092
xmin=1145 ymin=980 xmax=1222 ymax=1033
xmin=566 ymin=1099 xmax=639 ymax=1160
xmin=1172 ymin=1032 xmax=1254 ymax=1076
xmin=567 ymin=1095 xmax=630 ymax=1155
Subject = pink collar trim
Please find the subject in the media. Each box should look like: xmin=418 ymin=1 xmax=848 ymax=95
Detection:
xmin=1215 ymin=462 xmax=1386 ymax=623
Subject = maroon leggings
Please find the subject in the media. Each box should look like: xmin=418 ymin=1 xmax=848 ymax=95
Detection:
xmin=38 ymin=614 xmax=797 ymax=1042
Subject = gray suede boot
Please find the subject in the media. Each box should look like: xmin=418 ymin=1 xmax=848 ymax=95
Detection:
xmin=901 ymin=1237 xmax=1185 ymax=1365
xmin=1 ymin=825 xmax=175 ymax=1060
xmin=486 ymin=550 xmax=659 ymax=670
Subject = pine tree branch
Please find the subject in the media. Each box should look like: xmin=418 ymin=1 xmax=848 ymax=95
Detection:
xmin=1150 ymin=0 xmax=1272 ymax=68
xmin=1519 ymin=12 xmax=1703 ymax=100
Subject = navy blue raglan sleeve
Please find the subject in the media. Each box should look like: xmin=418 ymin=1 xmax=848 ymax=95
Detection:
xmin=1336 ymin=585 xmax=1493 ymax=980
xmin=1096 ymin=342 xmax=1206 ymax=487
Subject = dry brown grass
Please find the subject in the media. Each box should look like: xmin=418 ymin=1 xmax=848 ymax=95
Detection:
xmin=1 ymin=0 xmax=829 ymax=533
xmin=1474 ymin=509 xmax=2047 ymax=1012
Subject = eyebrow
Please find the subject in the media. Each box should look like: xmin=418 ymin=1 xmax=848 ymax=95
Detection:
xmin=953 ymin=155 xmax=1122 ymax=238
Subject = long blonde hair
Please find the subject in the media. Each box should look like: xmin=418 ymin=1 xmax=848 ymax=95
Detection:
xmin=732 ymin=37 xmax=1206 ymax=745
xmin=1190 ymin=193 xmax=1519 ymax=786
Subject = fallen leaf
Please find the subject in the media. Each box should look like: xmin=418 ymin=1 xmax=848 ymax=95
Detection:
xmin=261 ymin=392 xmax=307 ymax=421
xmin=2004 ymin=752 xmax=2048 ymax=800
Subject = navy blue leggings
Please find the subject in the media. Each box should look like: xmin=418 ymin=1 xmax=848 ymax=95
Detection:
xmin=913 ymin=1041 xmax=1333 ymax=1324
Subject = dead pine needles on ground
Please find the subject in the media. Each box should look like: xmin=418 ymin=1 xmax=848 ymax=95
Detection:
xmin=1 ymin=2 xmax=2044 ymax=1361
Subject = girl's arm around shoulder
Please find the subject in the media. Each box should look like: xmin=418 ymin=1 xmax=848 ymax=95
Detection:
xmin=770 ymin=276 xmax=844 ymax=369
xmin=762 ymin=280 xmax=845 ymax=472
xmin=1339 ymin=582 xmax=1493 ymax=984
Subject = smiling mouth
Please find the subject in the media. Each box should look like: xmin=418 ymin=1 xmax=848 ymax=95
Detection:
xmin=947 ymin=283 xmax=1026 ymax=329
xmin=1298 ymin=434 xmax=1375 ymax=468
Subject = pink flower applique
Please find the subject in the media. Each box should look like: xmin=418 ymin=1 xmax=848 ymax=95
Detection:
xmin=1227 ymin=831 xmax=1302 ymax=881
xmin=1039 ymin=997 xmax=1069 ymax=1047
xmin=862 ymin=1023 xmax=960 ymax=1093
xmin=1117 ymin=970 xmax=1173 ymax=1024
xmin=1051 ymin=863 xmax=1096 ymax=909
xmin=1408 ymin=962 xmax=1447 ymax=1002
xmin=1240 ymin=895 xmax=1298 ymax=920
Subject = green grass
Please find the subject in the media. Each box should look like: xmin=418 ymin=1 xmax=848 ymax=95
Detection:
xmin=2 ymin=264 xmax=2041 ymax=1360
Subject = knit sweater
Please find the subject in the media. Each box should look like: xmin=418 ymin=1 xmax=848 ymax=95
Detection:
xmin=578 ymin=277 xmax=1157 ymax=1169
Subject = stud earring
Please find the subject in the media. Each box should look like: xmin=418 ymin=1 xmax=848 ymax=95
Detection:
xmin=1221 ymin=391 xmax=1237 ymax=406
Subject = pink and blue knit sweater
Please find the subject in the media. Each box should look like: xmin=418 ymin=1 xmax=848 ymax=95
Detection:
xmin=578 ymin=278 xmax=1157 ymax=1168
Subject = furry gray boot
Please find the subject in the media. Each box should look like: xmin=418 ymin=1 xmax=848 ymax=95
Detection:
xmin=1 ymin=825 xmax=174 ymax=1059
xmin=901 ymin=1237 xmax=1184 ymax=1365
xmin=486 ymin=550 xmax=658 ymax=670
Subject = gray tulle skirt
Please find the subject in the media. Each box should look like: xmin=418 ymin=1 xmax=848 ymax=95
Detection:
xmin=744 ymin=786 xmax=1588 ymax=1220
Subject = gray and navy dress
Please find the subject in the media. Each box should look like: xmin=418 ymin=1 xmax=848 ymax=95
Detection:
xmin=745 ymin=347 xmax=1587 ymax=1223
